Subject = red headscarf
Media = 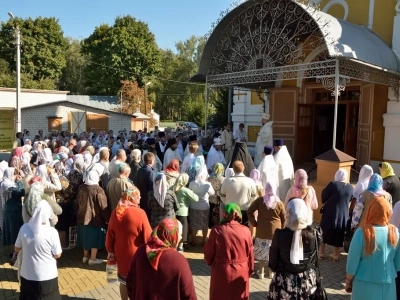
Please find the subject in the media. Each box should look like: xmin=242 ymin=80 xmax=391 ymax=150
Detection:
xmin=166 ymin=159 xmax=180 ymax=174
xmin=146 ymin=218 xmax=180 ymax=270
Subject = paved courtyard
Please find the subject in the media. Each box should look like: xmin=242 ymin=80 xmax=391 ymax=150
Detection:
xmin=0 ymin=235 xmax=350 ymax=300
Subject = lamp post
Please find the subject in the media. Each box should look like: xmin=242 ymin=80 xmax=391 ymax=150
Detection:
xmin=8 ymin=12 xmax=21 ymax=133
xmin=144 ymin=81 xmax=151 ymax=115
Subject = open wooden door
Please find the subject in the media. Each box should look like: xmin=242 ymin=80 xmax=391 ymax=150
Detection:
xmin=296 ymin=104 xmax=314 ymax=163
xmin=345 ymin=103 xmax=359 ymax=158
xmin=357 ymin=85 xmax=373 ymax=169
xmin=269 ymin=88 xmax=299 ymax=158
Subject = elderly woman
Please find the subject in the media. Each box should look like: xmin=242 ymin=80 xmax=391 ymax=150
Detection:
xmin=247 ymin=181 xmax=285 ymax=279
xmin=346 ymin=197 xmax=400 ymax=299
xmin=189 ymin=167 xmax=215 ymax=246
xmin=9 ymin=147 xmax=24 ymax=175
xmin=204 ymin=203 xmax=254 ymax=300
xmin=172 ymin=173 xmax=199 ymax=252
xmin=249 ymin=169 xmax=264 ymax=198
xmin=148 ymin=172 xmax=179 ymax=229
xmin=267 ymin=198 xmax=319 ymax=299
xmin=128 ymin=149 xmax=141 ymax=186
xmin=15 ymin=201 xmax=62 ymax=300
xmin=106 ymin=188 xmax=152 ymax=300
xmin=351 ymin=165 xmax=374 ymax=227
xmin=319 ymin=169 xmax=354 ymax=261
xmin=380 ymin=162 xmax=400 ymax=205
xmin=208 ymin=163 xmax=225 ymax=227
xmin=77 ymin=170 xmax=110 ymax=265
xmin=284 ymin=169 xmax=318 ymax=225
xmin=126 ymin=218 xmax=196 ymax=299
xmin=1 ymin=167 xmax=24 ymax=254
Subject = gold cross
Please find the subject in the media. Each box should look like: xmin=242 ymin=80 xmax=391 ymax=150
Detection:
xmin=234 ymin=92 xmax=247 ymax=101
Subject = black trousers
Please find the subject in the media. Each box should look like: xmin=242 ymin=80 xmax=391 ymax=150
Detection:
xmin=20 ymin=276 xmax=61 ymax=300
xmin=176 ymin=215 xmax=188 ymax=243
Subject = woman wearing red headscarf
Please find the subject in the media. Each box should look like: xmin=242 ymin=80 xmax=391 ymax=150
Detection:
xmin=126 ymin=218 xmax=196 ymax=300
xmin=163 ymin=159 xmax=180 ymax=188
xmin=106 ymin=188 xmax=152 ymax=300
xmin=346 ymin=197 xmax=400 ymax=299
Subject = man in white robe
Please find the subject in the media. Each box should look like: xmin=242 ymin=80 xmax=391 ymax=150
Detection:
xmin=273 ymin=139 xmax=294 ymax=199
xmin=257 ymin=145 xmax=278 ymax=191
xmin=141 ymin=138 xmax=162 ymax=173
xmin=163 ymin=138 xmax=182 ymax=169
xmin=254 ymin=113 xmax=274 ymax=167
xmin=220 ymin=123 xmax=234 ymax=165
xmin=206 ymin=138 xmax=227 ymax=173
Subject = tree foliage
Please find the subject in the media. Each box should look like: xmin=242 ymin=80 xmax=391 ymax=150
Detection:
xmin=0 ymin=17 xmax=68 ymax=82
xmin=117 ymin=80 xmax=151 ymax=114
xmin=82 ymin=16 xmax=161 ymax=95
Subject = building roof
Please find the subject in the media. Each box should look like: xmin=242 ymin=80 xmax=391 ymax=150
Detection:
xmin=314 ymin=148 xmax=356 ymax=162
xmin=132 ymin=112 xmax=151 ymax=119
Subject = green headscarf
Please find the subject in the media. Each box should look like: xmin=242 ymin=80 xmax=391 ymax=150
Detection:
xmin=220 ymin=203 xmax=242 ymax=224
xmin=212 ymin=163 xmax=225 ymax=177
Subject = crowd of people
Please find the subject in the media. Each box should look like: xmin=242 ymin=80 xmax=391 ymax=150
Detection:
xmin=1 ymin=123 xmax=400 ymax=300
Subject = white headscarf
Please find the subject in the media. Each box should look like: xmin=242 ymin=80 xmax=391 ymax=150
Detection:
xmin=36 ymin=164 xmax=50 ymax=182
xmin=195 ymin=166 xmax=208 ymax=183
xmin=28 ymin=200 xmax=52 ymax=235
xmin=153 ymin=172 xmax=168 ymax=208
xmin=0 ymin=167 xmax=16 ymax=204
xmin=38 ymin=148 xmax=53 ymax=165
xmin=65 ymin=158 xmax=74 ymax=175
xmin=83 ymin=162 xmax=104 ymax=183
xmin=225 ymin=168 xmax=235 ymax=179
xmin=83 ymin=153 xmax=93 ymax=166
xmin=0 ymin=160 xmax=9 ymax=182
xmin=334 ymin=169 xmax=348 ymax=182
xmin=353 ymin=165 xmax=373 ymax=198
xmin=86 ymin=170 xmax=100 ymax=185
xmin=285 ymin=198 xmax=308 ymax=265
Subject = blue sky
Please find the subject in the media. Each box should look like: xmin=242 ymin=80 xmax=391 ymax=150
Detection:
xmin=1 ymin=0 xmax=233 ymax=50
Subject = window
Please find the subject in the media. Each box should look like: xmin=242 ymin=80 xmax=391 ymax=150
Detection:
xmin=47 ymin=117 xmax=62 ymax=131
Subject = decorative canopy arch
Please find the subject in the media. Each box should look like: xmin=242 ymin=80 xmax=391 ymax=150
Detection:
xmin=196 ymin=0 xmax=400 ymax=93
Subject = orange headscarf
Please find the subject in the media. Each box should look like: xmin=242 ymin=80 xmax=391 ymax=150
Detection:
xmin=362 ymin=196 xmax=398 ymax=256
xmin=115 ymin=188 xmax=141 ymax=220
xmin=166 ymin=159 xmax=180 ymax=174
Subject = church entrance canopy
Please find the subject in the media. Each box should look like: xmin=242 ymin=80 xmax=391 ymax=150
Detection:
xmin=196 ymin=0 xmax=400 ymax=149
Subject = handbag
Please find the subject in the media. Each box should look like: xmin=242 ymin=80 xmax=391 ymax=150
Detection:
xmin=320 ymin=183 xmax=347 ymax=214
xmin=310 ymin=229 xmax=328 ymax=300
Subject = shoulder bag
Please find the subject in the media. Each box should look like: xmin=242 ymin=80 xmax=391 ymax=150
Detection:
xmin=310 ymin=229 xmax=328 ymax=300
xmin=319 ymin=183 xmax=347 ymax=214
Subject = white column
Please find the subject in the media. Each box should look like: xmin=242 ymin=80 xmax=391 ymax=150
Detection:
xmin=332 ymin=59 xmax=340 ymax=149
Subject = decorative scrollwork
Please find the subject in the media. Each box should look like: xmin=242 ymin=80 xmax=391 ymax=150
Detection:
xmin=316 ymin=75 xmax=350 ymax=96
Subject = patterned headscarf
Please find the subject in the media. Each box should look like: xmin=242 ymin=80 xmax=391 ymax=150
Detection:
xmin=212 ymin=163 xmax=224 ymax=177
xmin=166 ymin=159 xmax=180 ymax=174
xmin=187 ymin=156 xmax=206 ymax=182
xmin=173 ymin=173 xmax=189 ymax=194
xmin=72 ymin=158 xmax=85 ymax=174
xmin=367 ymin=173 xmax=386 ymax=196
xmin=146 ymin=218 xmax=180 ymax=270
xmin=263 ymin=181 xmax=279 ymax=210
xmin=362 ymin=196 xmax=397 ymax=256
xmin=380 ymin=162 xmax=396 ymax=178
xmin=220 ymin=203 xmax=242 ymax=224
xmin=13 ymin=147 xmax=24 ymax=158
xmin=153 ymin=172 xmax=168 ymax=208
xmin=116 ymin=188 xmax=141 ymax=220
xmin=24 ymin=182 xmax=45 ymax=217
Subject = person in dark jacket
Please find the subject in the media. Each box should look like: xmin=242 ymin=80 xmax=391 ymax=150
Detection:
xmin=267 ymin=198 xmax=319 ymax=299
xmin=136 ymin=152 xmax=155 ymax=221
xmin=380 ymin=162 xmax=400 ymax=205
xmin=128 ymin=149 xmax=142 ymax=186
xmin=319 ymin=169 xmax=354 ymax=261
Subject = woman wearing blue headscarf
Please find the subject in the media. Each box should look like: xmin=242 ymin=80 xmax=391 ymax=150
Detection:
xmin=186 ymin=156 xmax=206 ymax=184
xmin=358 ymin=174 xmax=393 ymax=227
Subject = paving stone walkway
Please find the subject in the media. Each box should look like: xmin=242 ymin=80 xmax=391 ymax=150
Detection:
xmin=0 ymin=237 xmax=350 ymax=300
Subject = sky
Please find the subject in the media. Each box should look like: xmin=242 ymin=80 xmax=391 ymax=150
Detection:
xmin=1 ymin=0 xmax=234 ymax=50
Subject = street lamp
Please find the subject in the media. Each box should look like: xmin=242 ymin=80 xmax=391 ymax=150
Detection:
xmin=144 ymin=81 xmax=151 ymax=115
xmin=8 ymin=12 xmax=21 ymax=132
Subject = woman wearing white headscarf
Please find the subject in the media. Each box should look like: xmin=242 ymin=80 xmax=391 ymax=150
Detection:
xmin=247 ymin=181 xmax=285 ymax=279
xmin=189 ymin=167 xmax=215 ymax=246
xmin=76 ymin=170 xmax=109 ymax=265
xmin=21 ymin=145 xmax=33 ymax=176
xmin=14 ymin=201 xmax=62 ymax=300
xmin=147 ymin=172 xmax=179 ymax=229
xmin=36 ymin=164 xmax=62 ymax=215
xmin=1 ymin=167 xmax=24 ymax=253
xmin=37 ymin=147 xmax=53 ymax=165
xmin=267 ymin=198 xmax=319 ymax=299
xmin=319 ymin=169 xmax=354 ymax=261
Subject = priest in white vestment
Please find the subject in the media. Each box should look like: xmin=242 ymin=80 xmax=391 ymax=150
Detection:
xmin=273 ymin=139 xmax=294 ymax=199
xmin=254 ymin=113 xmax=274 ymax=167
xmin=220 ymin=123 xmax=234 ymax=165
xmin=206 ymin=138 xmax=227 ymax=173
xmin=257 ymin=145 xmax=278 ymax=190
xmin=183 ymin=135 xmax=203 ymax=157
xmin=163 ymin=138 xmax=182 ymax=169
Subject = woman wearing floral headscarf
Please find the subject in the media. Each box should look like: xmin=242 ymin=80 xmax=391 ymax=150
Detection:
xmin=148 ymin=172 xmax=179 ymax=229
xmin=172 ymin=173 xmax=199 ymax=252
xmin=163 ymin=158 xmax=180 ymax=188
xmin=9 ymin=147 xmax=24 ymax=175
xmin=284 ymin=169 xmax=318 ymax=225
xmin=267 ymin=198 xmax=319 ymax=299
xmin=380 ymin=162 xmax=400 ymax=205
xmin=319 ymin=169 xmax=354 ymax=261
xmin=1 ymin=167 xmax=24 ymax=254
xmin=106 ymin=188 xmax=152 ymax=300
xmin=208 ymin=163 xmax=225 ymax=227
xmin=346 ymin=197 xmax=400 ymax=299
xmin=205 ymin=203 xmax=254 ymax=300
xmin=247 ymin=181 xmax=285 ymax=279
xmin=126 ymin=218 xmax=196 ymax=299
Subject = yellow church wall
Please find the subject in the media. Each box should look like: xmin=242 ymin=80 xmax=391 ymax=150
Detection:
xmin=327 ymin=4 xmax=346 ymax=19
xmin=282 ymin=80 xmax=297 ymax=88
xmin=372 ymin=2 xmax=396 ymax=46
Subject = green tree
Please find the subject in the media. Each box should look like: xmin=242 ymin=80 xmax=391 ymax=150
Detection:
xmin=58 ymin=38 xmax=88 ymax=94
xmin=82 ymin=16 xmax=161 ymax=95
xmin=0 ymin=17 xmax=68 ymax=82
xmin=209 ymin=88 xmax=229 ymax=128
